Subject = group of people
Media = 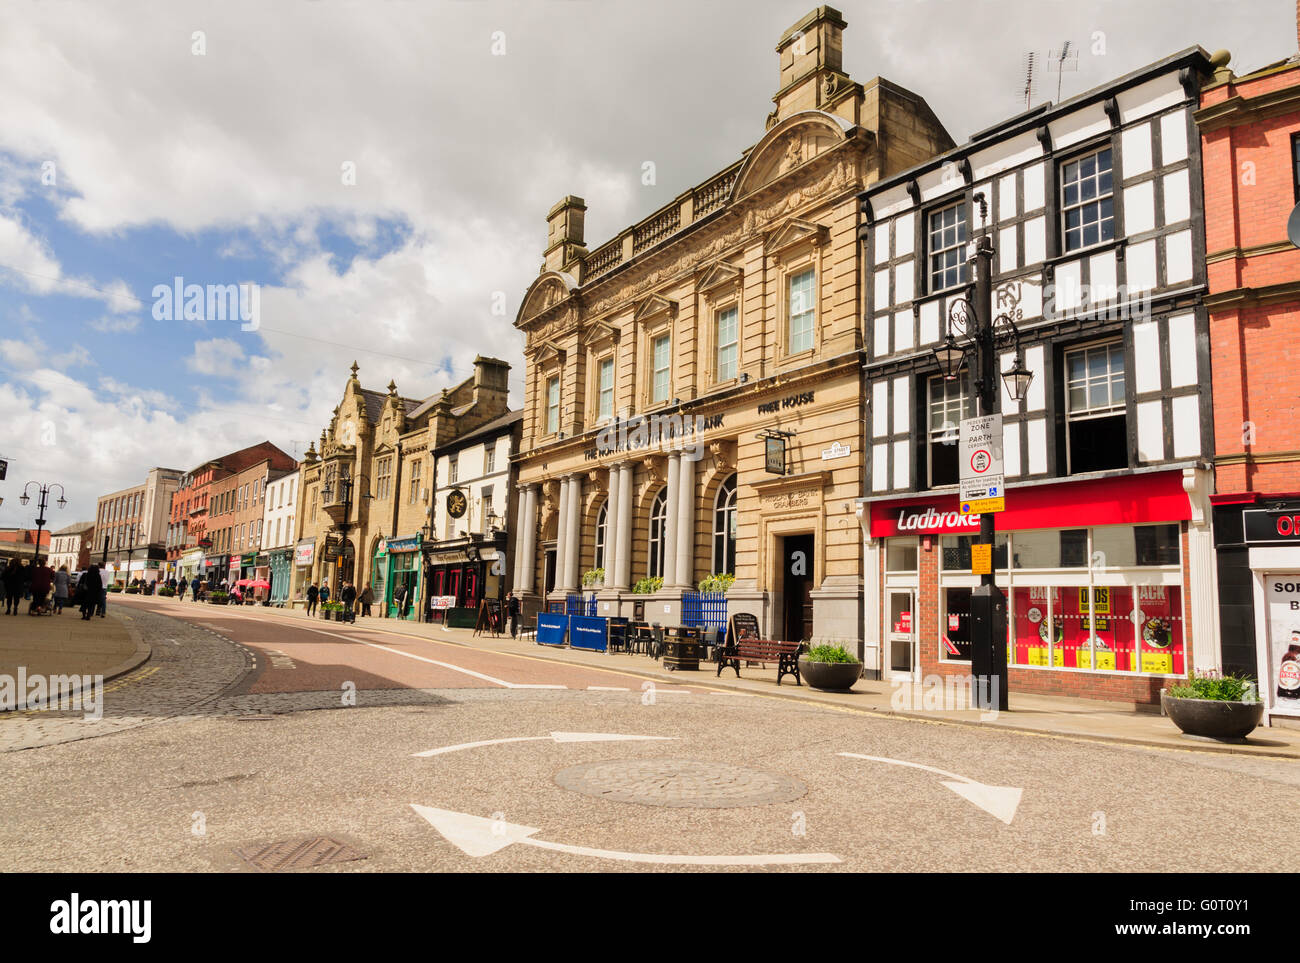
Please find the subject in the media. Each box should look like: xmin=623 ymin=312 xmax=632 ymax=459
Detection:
xmin=303 ymin=580 xmax=376 ymax=621
xmin=161 ymin=576 xmax=206 ymax=601
xmin=0 ymin=559 xmax=112 ymax=619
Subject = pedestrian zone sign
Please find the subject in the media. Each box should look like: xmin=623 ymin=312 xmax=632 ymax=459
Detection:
xmin=959 ymin=414 xmax=1004 ymax=514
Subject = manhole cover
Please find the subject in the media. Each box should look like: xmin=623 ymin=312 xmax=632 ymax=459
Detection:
xmin=554 ymin=759 xmax=805 ymax=809
xmin=237 ymin=836 xmax=367 ymax=872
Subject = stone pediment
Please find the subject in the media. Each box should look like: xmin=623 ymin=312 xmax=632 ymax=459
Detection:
xmin=633 ymin=293 xmax=677 ymax=325
xmin=696 ymin=261 xmax=743 ymax=296
xmin=517 ymin=271 xmax=579 ymax=326
xmin=581 ymin=319 xmax=620 ymax=347
xmin=764 ymin=218 xmax=828 ymax=256
xmin=535 ymin=340 xmax=566 ymax=365
xmin=732 ymin=111 xmax=849 ymax=201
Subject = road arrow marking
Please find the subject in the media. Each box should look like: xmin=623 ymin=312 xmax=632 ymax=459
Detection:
xmin=413 ymin=731 xmax=675 ymax=757
xmin=838 ymin=753 xmax=1023 ymax=825
xmin=410 ymin=805 xmax=841 ymax=865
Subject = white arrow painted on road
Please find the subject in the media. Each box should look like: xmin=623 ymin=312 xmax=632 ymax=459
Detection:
xmin=413 ymin=732 xmax=675 ymax=757
xmin=409 ymin=805 xmax=841 ymax=865
xmin=838 ymin=753 xmax=1023 ymax=825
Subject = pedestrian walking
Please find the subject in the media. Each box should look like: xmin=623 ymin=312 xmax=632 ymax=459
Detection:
xmin=394 ymin=582 xmax=407 ymax=620
xmin=2 ymin=560 xmax=23 ymax=615
xmin=318 ymin=582 xmax=330 ymax=617
xmin=359 ymin=584 xmax=373 ymax=618
xmin=176 ymin=577 xmax=186 ymax=601
xmin=53 ymin=565 xmax=70 ymax=614
xmin=341 ymin=581 xmax=357 ymax=623
xmin=306 ymin=582 xmax=319 ymax=617
xmin=506 ymin=590 xmax=520 ymax=638
xmin=96 ymin=572 xmax=108 ymax=618
xmin=79 ymin=565 xmax=102 ymax=620
xmin=29 ymin=561 xmax=54 ymax=615
xmin=190 ymin=576 xmax=201 ymax=603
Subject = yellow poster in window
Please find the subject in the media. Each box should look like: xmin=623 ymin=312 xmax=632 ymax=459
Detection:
xmin=1094 ymin=649 xmax=1116 ymax=671
xmin=1028 ymin=646 xmax=1049 ymax=666
xmin=1141 ymin=651 xmax=1174 ymax=674
xmin=1077 ymin=649 xmax=1093 ymax=669
xmin=1079 ymin=587 xmax=1111 ymax=615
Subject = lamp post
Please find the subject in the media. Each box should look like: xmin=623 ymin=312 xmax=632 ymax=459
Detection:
xmin=931 ymin=194 xmax=1034 ymax=712
xmin=19 ymin=481 xmax=66 ymax=566
xmin=320 ymin=468 xmax=372 ymax=595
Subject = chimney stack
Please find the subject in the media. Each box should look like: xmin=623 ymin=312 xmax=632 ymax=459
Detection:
xmin=544 ymin=195 xmax=587 ymax=273
xmin=772 ymin=6 xmax=848 ymax=122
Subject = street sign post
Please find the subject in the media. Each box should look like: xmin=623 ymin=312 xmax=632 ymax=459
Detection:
xmin=959 ymin=414 xmax=1004 ymax=515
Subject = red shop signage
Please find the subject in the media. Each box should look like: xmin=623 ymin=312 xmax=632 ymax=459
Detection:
xmin=868 ymin=471 xmax=1192 ymax=538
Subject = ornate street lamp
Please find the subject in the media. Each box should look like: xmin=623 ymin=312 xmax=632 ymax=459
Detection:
xmin=19 ymin=481 xmax=66 ymax=565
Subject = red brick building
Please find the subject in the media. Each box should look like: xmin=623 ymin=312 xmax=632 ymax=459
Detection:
xmin=1196 ymin=12 xmax=1300 ymax=723
xmin=167 ymin=441 xmax=297 ymax=583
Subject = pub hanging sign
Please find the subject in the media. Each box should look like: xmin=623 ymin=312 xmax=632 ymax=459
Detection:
xmin=765 ymin=435 xmax=786 ymax=475
xmin=446 ymin=488 xmax=468 ymax=519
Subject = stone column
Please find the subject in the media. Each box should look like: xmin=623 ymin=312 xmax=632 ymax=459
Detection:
xmin=519 ymin=484 xmax=538 ymax=597
xmin=662 ymin=453 xmax=680 ymax=585
xmin=1183 ymin=467 xmax=1222 ymax=673
xmin=564 ymin=473 xmax=583 ymax=593
xmin=615 ymin=463 xmax=633 ymax=590
xmin=674 ymin=451 xmax=695 ymax=589
xmin=513 ymin=484 xmax=529 ymax=592
xmin=555 ymin=477 xmax=572 ymax=594
xmin=603 ymin=467 xmax=620 ymax=590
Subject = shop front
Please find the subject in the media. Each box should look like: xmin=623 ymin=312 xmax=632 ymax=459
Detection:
xmin=383 ymin=534 xmax=423 ymax=621
xmin=180 ymin=548 xmax=203 ymax=582
xmin=861 ymin=469 xmax=1210 ymax=705
xmin=269 ymin=548 xmax=291 ymax=605
xmin=1213 ymin=497 xmax=1300 ymax=725
xmin=424 ymin=533 xmax=505 ymax=628
xmin=292 ymin=538 xmax=315 ymax=606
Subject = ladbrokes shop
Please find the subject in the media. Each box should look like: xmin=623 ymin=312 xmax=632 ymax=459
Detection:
xmin=859 ymin=468 xmax=1219 ymax=705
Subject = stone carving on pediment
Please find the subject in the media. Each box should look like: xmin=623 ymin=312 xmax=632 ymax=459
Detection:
xmin=542 ymin=479 xmax=560 ymax=514
xmin=586 ymin=469 xmax=607 ymax=494
xmin=641 ymin=456 xmax=665 ymax=489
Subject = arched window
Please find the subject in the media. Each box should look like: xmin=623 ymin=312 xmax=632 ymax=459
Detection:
xmin=713 ymin=474 xmax=737 ymax=576
xmin=594 ymin=501 xmax=608 ymax=571
xmin=648 ymin=488 xmax=668 ymax=578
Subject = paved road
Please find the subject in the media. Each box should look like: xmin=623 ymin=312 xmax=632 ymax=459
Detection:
xmin=1 ymin=596 xmax=1296 ymax=872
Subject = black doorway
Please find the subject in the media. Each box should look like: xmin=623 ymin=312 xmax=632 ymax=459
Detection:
xmin=782 ymin=533 xmax=815 ymax=643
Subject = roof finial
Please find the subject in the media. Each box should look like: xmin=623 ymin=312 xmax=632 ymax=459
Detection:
xmin=387 ymin=379 xmax=397 ymax=395
xmin=350 ymin=360 xmax=360 ymax=379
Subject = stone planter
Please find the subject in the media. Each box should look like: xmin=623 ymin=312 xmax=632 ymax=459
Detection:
xmin=798 ymin=657 xmax=862 ymax=692
xmin=1161 ymin=690 xmax=1263 ymax=741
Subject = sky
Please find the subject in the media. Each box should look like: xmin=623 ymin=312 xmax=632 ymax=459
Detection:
xmin=0 ymin=0 xmax=1292 ymax=529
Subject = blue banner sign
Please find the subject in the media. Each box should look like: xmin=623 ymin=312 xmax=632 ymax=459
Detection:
xmin=386 ymin=535 xmax=423 ymax=553
xmin=536 ymin=613 xmax=568 ymax=647
xmin=568 ymin=615 xmax=608 ymax=652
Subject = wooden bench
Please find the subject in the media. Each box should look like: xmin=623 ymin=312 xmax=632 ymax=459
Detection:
xmin=717 ymin=639 xmax=804 ymax=686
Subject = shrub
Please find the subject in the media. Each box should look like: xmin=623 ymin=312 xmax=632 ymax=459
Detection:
xmin=631 ymin=576 xmax=663 ymax=595
xmin=697 ymin=573 xmax=735 ymax=594
xmin=157 ymin=587 xmax=175 ymax=597
xmin=804 ymin=644 xmax=859 ymax=664
xmin=1167 ymin=670 xmax=1257 ymax=702
xmin=209 ymin=591 xmax=229 ymax=603
xmin=107 ymin=584 xmax=123 ymax=593
xmin=581 ymin=568 xmax=605 ymax=587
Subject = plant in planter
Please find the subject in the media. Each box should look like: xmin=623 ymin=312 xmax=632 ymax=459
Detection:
xmin=209 ymin=592 xmax=229 ymax=605
xmin=107 ymin=584 xmax=123 ymax=593
xmin=631 ymin=576 xmax=663 ymax=595
xmin=798 ymin=643 xmax=863 ymax=692
xmin=1163 ymin=670 xmax=1262 ymax=741
xmin=697 ymin=573 xmax=735 ymax=594
xmin=157 ymin=587 xmax=175 ymax=597
xmin=125 ymin=587 xmax=140 ymax=595
xmin=581 ymin=568 xmax=605 ymax=588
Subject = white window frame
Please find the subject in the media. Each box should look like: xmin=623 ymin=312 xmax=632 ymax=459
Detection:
xmin=927 ymin=374 xmax=973 ymax=488
xmin=927 ymin=201 xmax=968 ymax=293
xmin=715 ymin=306 xmax=738 ymax=383
xmin=597 ymin=356 xmax=615 ymax=420
xmin=648 ymin=488 xmax=668 ymax=578
xmin=651 ymin=334 xmax=671 ymax=404
xmin=1061 ymin=145 xmax=1116 ymax=253
xmin=787 ymin=267 xmax=815 ymax=355
xmin=545 ymin=376 xmax=560 ymax=434
xmin=712 ymin=474 xmax=737 ymax=576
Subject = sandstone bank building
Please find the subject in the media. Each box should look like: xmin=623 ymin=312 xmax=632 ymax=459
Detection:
xmin=512 ymin=8 xmax=952 ymax=645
